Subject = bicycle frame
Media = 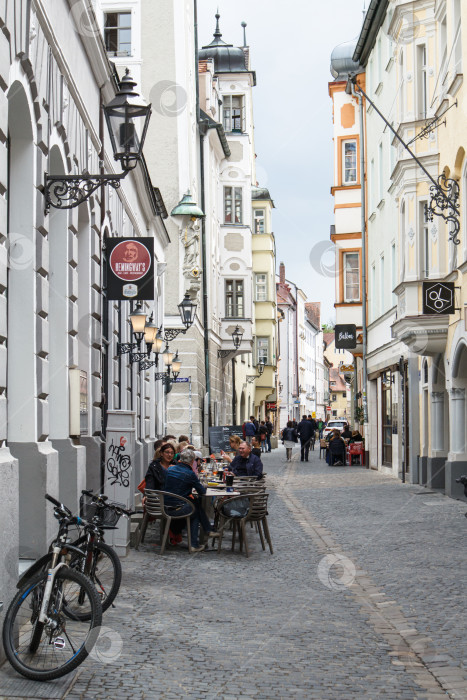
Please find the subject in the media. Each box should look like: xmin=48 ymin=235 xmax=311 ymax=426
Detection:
xmin=38 ymin=554 xmax=68 ymax=624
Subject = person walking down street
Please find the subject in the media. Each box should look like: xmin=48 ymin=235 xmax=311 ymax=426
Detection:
xmin=265 ymin=416 xmax=273 ymax=452
xmin=281 ymin=421 xmax=298 ymax=462
xmin=229 ymin=442 xmax=263 ymax=478
xmin=163 ymin=448 xmax=218 ymax=553
xmin=243 ymin=417 xmax=257 ymax=445
xmin=297 ymin=415 xmax=315 ymax=462
xmin=318 ymin=419 xmax=324 ymax=439
xmin=258 ymin=421 xmax=268 ymax=452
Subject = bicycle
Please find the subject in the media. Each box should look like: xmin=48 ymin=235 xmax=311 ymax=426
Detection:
xmin=2 ymin=494 xmax=102 ymax=681
xmin=17 ymin=490 xmax=133 ymax=617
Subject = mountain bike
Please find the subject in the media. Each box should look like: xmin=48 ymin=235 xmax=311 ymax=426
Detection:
xmin=2 ymin=494 xmax=102 ymax=681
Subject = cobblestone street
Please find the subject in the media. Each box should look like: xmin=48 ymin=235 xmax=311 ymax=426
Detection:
xmin=2 ymin=445 xmax=467 ymax=700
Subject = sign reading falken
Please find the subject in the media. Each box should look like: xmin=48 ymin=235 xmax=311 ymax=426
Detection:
xmin=422 ymin=281 xmax=455 ymax=315
xmin=335 ymin=324 xmax=357 ymax=349
xmin=106 ymin=238 xmax=154 ymax=300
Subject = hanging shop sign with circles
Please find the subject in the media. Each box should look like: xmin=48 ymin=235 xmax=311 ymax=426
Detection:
xmin=422 ymin=281 xmax=454 ymax=315
xmin=106 ymin=237 xmax=154 ymax=300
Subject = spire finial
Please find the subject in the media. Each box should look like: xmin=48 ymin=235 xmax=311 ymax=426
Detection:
xmin=241 ymin=21 xmax=247 ymax=47
xmin=214 ymin=11 xmax=222 ymax=40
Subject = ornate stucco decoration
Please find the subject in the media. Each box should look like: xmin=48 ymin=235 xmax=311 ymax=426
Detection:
xmin=180 ymin=219 xmax=202 ymax=295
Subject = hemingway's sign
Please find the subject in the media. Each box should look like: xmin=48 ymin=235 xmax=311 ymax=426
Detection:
xmin=106 ymin=238 xmax=154 ymax=300
xmin=334 ymin=324 xmax=357 ymax=349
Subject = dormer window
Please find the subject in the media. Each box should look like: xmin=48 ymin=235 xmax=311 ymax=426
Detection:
xmin=223 ymin=95 xmax=245 ymax=133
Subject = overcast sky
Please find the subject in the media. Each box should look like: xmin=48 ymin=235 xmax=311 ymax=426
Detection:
xmin=198 ymin=0 xmax=365 ymax=325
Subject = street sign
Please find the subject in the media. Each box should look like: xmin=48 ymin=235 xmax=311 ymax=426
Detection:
xmin=422 ymin=281 xmax=455 ymax=315
xmin=335 ymin=324 xmax=357 ymax=349
xmin=173 ymin=377 xmax=189 ymax=383
xmin=340 ymin=364 xmax=354 ymax=372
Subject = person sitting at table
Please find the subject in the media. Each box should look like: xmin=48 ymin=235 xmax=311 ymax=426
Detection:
xmin=229 ymin=441 xmax=263 ymax=478
xmin=144 ymin=443 xmax=175 ymax=491
xmin=349 ymin=429 xmax=363 ymax=443
xmin=251 ymin=435 xmax=263 ymax=458
xmin=220 ymin=434 xmax=241 ymax=463
xmin=163 ymin=448 xmax=218 ymax=553
xmin=328 ymin=429 xmax=346 ymax=466
xmin=341 ymin=424 xmax=352 ymax=440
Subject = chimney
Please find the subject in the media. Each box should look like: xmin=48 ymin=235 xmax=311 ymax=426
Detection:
xmin=279 ymin=261 xmax=285 ymax=284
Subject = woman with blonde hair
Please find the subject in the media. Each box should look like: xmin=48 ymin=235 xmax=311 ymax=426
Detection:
xmin=220 ymin=434 xmax=241 ymax=463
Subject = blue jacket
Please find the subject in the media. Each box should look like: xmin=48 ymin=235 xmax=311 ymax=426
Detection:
xmin=230 ymin=453 xmax=263 ymax=478
xmin=164 ymin=462 xmax=206 ymax=507
xmin=244 ymin=421 xmax=256 ymax=436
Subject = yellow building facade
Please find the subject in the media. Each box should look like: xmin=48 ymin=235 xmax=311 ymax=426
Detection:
xmin=251 ymin=186 xmax=277 ymax=420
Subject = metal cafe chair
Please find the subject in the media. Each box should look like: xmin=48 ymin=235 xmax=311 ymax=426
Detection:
xmin=136 ymin=489 xmax=195 ymax=555
xmin=216 ymin=493 xmax=273 ymax=558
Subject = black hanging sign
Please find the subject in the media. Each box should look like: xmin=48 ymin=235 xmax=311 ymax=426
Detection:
xmin=335 ymin=324 xmax=357 ymax=349
xmin=106 ymin=237 xmax=154 ymax=300
xmin=422 ymin=281 xmax=454 ymax=315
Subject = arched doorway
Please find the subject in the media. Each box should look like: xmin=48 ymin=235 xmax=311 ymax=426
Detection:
xmin=239 ymin=391 xmax=246 ymax=424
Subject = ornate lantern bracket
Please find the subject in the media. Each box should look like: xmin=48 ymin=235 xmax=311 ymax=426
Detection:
xmin=426 ymin=173 xmax=461 ymax=246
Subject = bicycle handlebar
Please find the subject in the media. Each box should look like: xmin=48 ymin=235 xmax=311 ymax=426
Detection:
xmin=45 ymin=493 xmax=72 ymax=516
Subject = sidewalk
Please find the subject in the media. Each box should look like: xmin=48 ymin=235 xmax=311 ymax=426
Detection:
xmin=1 ymin=445 xmax=466 ymax=699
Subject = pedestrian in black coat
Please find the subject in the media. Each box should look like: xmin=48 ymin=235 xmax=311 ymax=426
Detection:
xmin=297 ymin=415 xmax=315 ymax=462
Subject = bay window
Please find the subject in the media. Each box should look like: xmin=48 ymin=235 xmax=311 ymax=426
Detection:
xmin=343 ymin=252 xmax=360 ymax=302
xmin=224 ymin=187 xmax=242 ymax=224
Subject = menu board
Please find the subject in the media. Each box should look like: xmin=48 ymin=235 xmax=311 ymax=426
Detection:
xmin=209 ymin=425 xmax=244 ymax=453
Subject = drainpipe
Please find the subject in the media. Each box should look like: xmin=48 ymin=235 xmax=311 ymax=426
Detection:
xmin=194 ymin=0 xmax=211 ymax=438
xmin=350 ymin=78 xmax=369 ymax=454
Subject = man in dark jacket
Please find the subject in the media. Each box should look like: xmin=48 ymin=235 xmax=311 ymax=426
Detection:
xmin=164 ymin=448 xmax=217 ymax=552
xmin=229 ymin=442 xmax=263 ymax=478
xmin=265 ymin=417 xmax=273 ymax=452
xmin=297 ymin=415 xmax=315 ymax=462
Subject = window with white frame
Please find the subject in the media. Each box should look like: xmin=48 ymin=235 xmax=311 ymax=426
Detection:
xmin=416 ymin=44 xmax=428 ymax=119
xmin=104 ymin=11 xmax=132 ymax=55
xmin=420 ymin=201 xmax=430 ymax=278
xmin=224 ymin=187 xmax=242 ymax=224
xmin=255 ymin=273 xmax=267 ymax=301
xmin=257 ymin=337 xmax=269 ymax=365
xmin=343 ymin=252 xmax=360 ymax=302
xmin=225 ymin=279 xmax=244 ymax=318
xmin=253 ymin=209 xmax=265 ymax=234
xmin=342 ymin=139 xmax=357 ymax=184
xmin=223 ymin=95 xmax=245 ymax=133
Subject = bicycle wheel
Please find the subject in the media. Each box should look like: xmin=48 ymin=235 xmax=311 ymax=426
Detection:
xmin=2 ymin=567 xmax=102 ymax=681
xmin=71 ymin=541 xmax=122 ymax=616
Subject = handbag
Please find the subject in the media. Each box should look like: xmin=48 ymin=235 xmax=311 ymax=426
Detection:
xmin=137 ymin=478 xmax=146 ymax=494
xmin=220 ymin=497 xmax=250 ymax=519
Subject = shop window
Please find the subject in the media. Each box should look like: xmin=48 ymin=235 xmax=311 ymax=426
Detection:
xmin=381 ymin=371 xmax=393 ymax=465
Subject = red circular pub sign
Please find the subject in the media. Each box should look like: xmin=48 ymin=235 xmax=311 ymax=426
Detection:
xmin=109 ymin=240 xmax=151 ymax=282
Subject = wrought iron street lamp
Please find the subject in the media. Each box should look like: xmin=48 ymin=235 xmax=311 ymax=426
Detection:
xmin=44 ymin=70 xmax=151 ymax=210
xmin=258 ymin=360 xmax=265 ymax=376
xmin=218 ymin=325 xmax=244 ymax=357
xmin=232 ymin=325 xmax=243 ymax=350
xmin=246 ymin=360 xmax=266 ymax=383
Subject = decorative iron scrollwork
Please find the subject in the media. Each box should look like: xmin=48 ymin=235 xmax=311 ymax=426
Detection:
xmin=117 ymin=342 xmax=141 ymax=356
xmin=163 ymin=328 xmax=186 ymax=342
xmin=217 ymin=349 xmax=234 ymax=358
xmin=44 ymin=173 xmax=126 ymax=212
xmin=129 ymin=352 xmax=149 ymax=364
xmin=426 ymin=173 xmax=461 ymax=246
